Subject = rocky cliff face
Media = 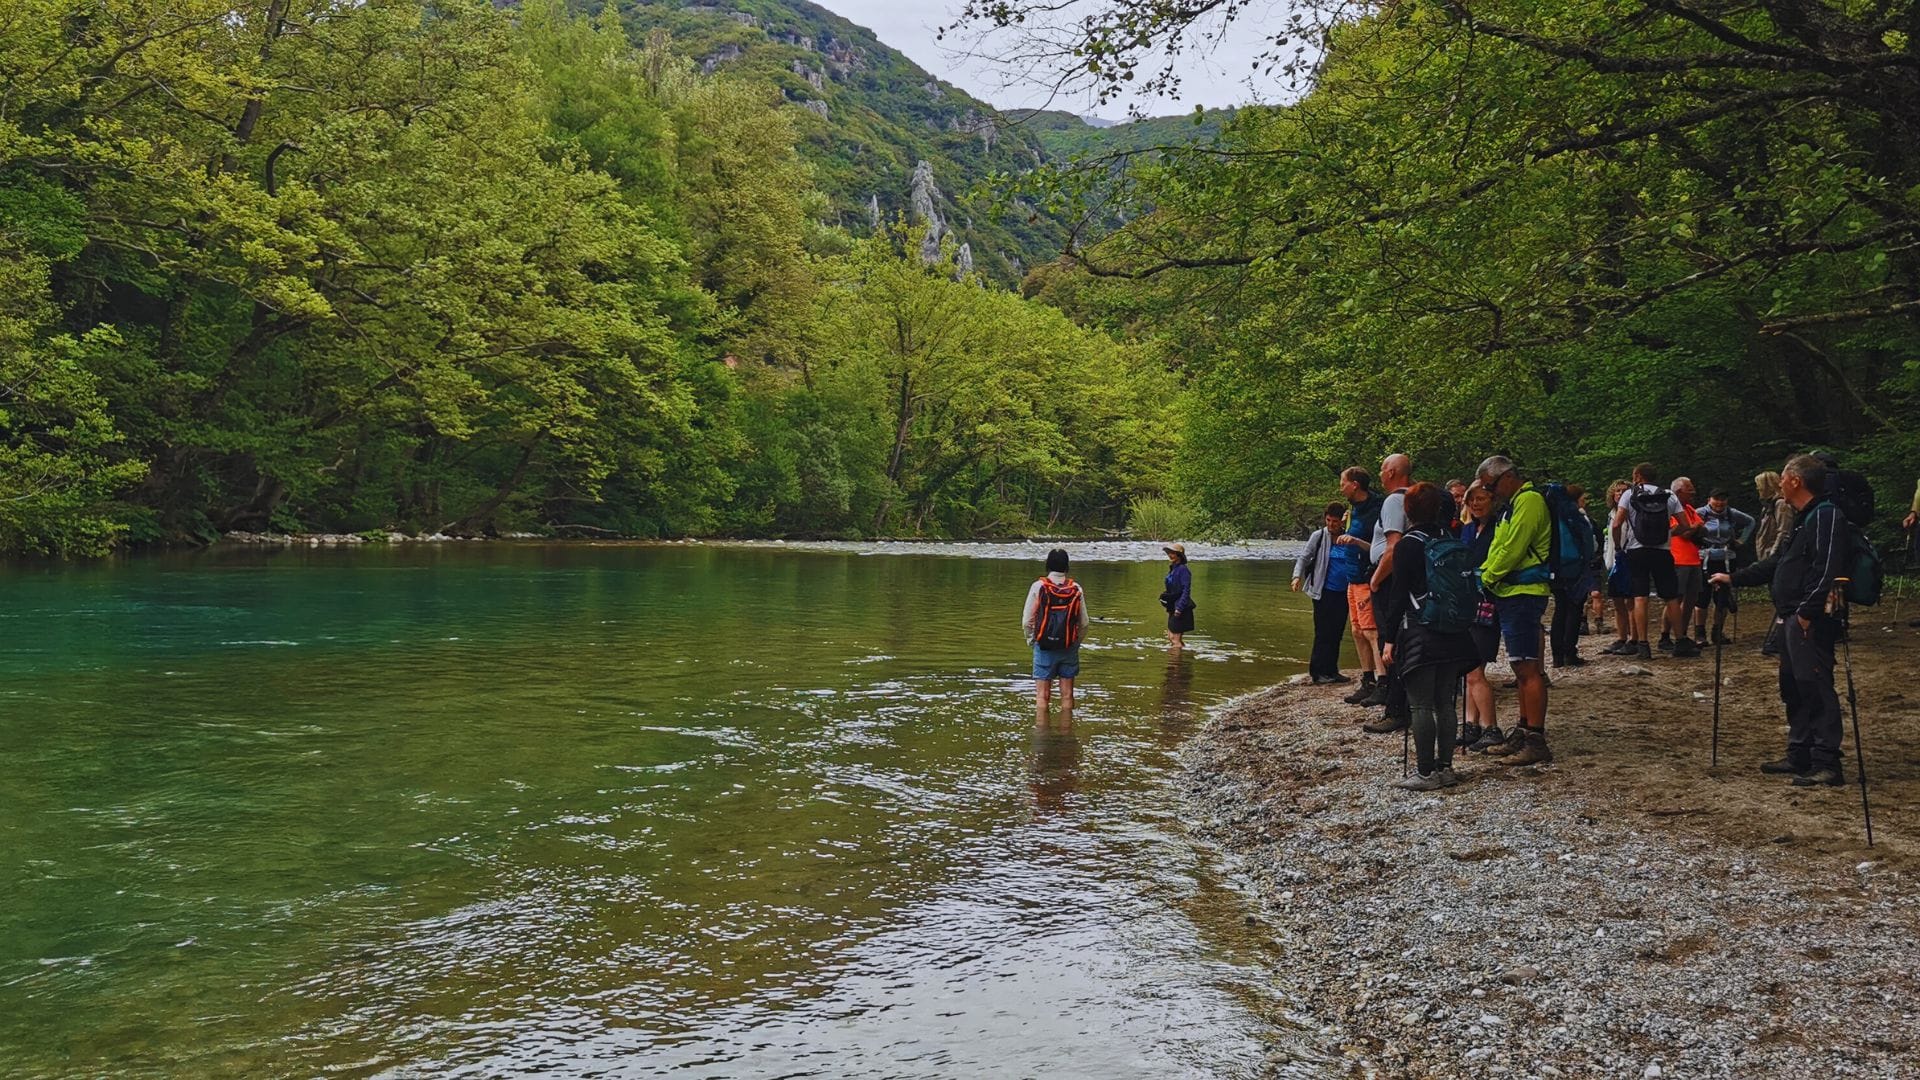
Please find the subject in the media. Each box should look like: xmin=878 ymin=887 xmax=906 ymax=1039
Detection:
xmin=621 ymin=0 xmax=1068 ymax=284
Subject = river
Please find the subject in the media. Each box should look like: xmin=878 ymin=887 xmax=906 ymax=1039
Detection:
xmin=0 ymin=541 xmax=1341 ymax=1078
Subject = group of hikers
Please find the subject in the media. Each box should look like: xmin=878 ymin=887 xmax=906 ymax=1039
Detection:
xmin=1021 ymin=453 xmax=1915 ymax=796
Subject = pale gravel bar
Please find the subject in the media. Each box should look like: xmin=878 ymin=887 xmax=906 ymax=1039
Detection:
xmin=1179 ymin=665 xmax=1920 ymax=1079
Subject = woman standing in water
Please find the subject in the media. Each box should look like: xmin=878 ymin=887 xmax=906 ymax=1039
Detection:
xmin=1023 ymin=548 xmax=1089 ymax=724
xmin=1161 ymin=543 xmax=1195 ymax=650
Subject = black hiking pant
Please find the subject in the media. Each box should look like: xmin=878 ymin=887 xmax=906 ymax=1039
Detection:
xmin=1549 ymin=585 xmax=1584 ymax=664
xmin=1310 ymin=589 xmax=1349 ymax=679
xmin=1778 ymin=614 xmax=1844 ymax=772
xmin=1371 ymin=584 xmax=1409 ymax=720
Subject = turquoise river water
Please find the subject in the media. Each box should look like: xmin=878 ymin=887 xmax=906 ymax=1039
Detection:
xmin=0 ymin=541 xmax=1342 ymax=1078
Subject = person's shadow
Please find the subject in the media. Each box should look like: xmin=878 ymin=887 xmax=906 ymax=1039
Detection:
xmin=1028 ymin=724 xmax=1081 ymax=812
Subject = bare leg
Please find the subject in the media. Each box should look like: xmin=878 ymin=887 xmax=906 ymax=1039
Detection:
xmin=1036 ymin=678 xmax=1052 ymax=725
xmin=1354 ymin=629 xmax=1379 ymax=676
xmin=1663 ymin=597 xmax=1683 ymax=641
xmin=1612 ymin=597 xmax=1631 ymax=643
xmin=1466 ymin=665 xmax=1495 ymax=728
xmin=1632 ymin=596 xmax=1650 ymax=642
xmin=1513 ymin=659 xmax=1548 ymax=728
xmin=1168 ymin=632 xmax=1184 ymax=650
xmin=1059 ymin=677 xmax=1075 ymax=719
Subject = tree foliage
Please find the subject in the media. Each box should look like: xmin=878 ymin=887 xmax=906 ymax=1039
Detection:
xmin=954 ymin=0 xmax=1920 ymax=537
xmin=0 ymin=0 xmax=1175 ymax=553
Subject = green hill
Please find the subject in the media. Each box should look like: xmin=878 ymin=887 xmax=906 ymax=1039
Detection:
xmin=601 ymin=0 xmax=1068 ymax=282
xmin=1022 ymin=107 xmax=1240 ymax=159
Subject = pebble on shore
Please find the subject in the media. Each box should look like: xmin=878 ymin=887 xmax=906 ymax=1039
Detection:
xmin=1182 ymin=640 xmax=1920 ymax=1079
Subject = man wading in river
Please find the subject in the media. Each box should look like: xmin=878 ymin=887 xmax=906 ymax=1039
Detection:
xmin=1024 ymin=548 xmax=1090 ymax=724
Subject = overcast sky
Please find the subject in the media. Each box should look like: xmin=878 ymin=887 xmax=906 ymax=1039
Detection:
xmin=817 ymin=1 xmax=1286 ymax=120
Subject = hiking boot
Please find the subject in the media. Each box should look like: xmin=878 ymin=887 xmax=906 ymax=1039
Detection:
xmin=1577 ymin=619 xmax=1591 ymax=636
xmin=1457 ymin=722 xmax=1483 ymax=749
xmin=1693 ymin=632 xmax=1710 ymax=648
xmin=1554 ymin=656 xmax=1588 ymax=668
xmin=1759 ymin=757 xmax=1806 ymax=775
xmin=1673 ymin=638 xmax=1701 ymax=658
xmin=1483 ymin=728 xmax=1530 ymax=756
xmin=1791 ymin=767 xmax=1846 ymax=788
xmin=1713 ymin=632 xmax=1734 ymax=646
xmin=1636 ymin=642 xmax=1653 ymax=660
xmin=1363 ymin=713 xmax=1409 ymax=735
xmin=1393 ymin=771 xmax=1447 ymax=792
xmin=1467 ymin=725 xmax=1507 ymax=752
xmin=1600 ymin=639 xmax=1632 ymax=656
xmin=1435 ymin=767 xmax=1461 ymax=787
xmin=1657 ymin=635 xmax=1675 ymax=653
xmin=1358 ymin=682 xmax=1391 ymax=708
xmin=1498 ymin=729 xmax=1554 ymax=766
xmin=1343 ymin=678 xmax=1377 ymax=705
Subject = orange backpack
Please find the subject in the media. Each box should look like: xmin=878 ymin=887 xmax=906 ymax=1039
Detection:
xmin=1033 ymin=578 xmax=1084 ymax=651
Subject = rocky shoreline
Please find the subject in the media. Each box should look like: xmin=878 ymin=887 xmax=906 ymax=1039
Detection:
xmin=1181 ymin=622 xmax=1920 ymax=1078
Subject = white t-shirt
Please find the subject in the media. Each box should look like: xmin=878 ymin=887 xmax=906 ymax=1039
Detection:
xmin=1370 ymin=490 xmax=1408 ymax=565
xmin=1616 ymin=484 xmax=1686 ymax=552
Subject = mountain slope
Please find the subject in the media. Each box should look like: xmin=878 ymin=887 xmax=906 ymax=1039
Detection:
xmin=610 ymin=0 xmax=1065 ymax=281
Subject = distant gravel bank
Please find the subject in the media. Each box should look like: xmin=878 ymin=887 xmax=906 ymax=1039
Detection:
xmin=1182 ymin=617 xmax=1920 ymax=1078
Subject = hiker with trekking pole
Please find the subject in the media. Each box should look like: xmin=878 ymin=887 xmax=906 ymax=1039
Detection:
xmin=1710 ymin=455 xmax=1870 ymax=795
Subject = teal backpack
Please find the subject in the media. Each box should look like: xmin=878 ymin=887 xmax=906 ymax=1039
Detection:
xmin=1414 ymin=531 xmax=1481 ymax=633
xmin=1842 ymin=524 xmax=1882 ymax=607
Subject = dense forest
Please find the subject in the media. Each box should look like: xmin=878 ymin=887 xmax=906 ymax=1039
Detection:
xmin=0 ymin=0 xmax=1176 ymax=555
xmin=9 ymin=0 xmax=1916 ymax=557
xmin=969 ymin=0 xmax=1920 ymax=545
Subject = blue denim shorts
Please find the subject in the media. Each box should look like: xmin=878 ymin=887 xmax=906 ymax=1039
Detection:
xmin=1033 ymin=645 xmax=1081 ymax=681
xmin=1496 ymin=593 xmax=1550 ymax=662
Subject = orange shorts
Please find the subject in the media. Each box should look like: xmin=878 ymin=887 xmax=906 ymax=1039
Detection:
xmin=1347 ymin=581 xmax=1376 ymax=633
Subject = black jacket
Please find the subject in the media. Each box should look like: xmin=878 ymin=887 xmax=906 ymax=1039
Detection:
xmin=1729 ymin=497 xmax=1849 ymax=621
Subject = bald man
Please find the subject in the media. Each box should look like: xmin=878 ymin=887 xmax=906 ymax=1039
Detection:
xmin=1362 ymin=452 xmax=1414 ymax=733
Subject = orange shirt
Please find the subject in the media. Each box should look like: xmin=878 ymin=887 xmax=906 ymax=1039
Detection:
xmin=1669 ymin=504 xmax=1705 ymax=567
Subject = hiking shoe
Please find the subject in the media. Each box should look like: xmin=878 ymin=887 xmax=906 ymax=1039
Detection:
xmin=1713 ymin=633 xmax=1734 ymax=645
xmin=1577 ymin=619 xmax=1591 ymax=636
xmin=1362 ymin=713 xmax=1409 ymax=735
xmin=1393 ymin=771 xmax=1447 ymax=792
xmin=1759 ymin=757 xmax=1806 ymax=775
xmin=1311 ymin=674 xmax=1347 ymax=685
xmin=1358 ymin=683 xmax=1390 ymax=708
xmin=1657 ymin=636 xmax=1675 ymax=653
xmin=1600 ymin=640 xmax=1632 ymax=656
xmin=1791 ymin=767 xmax=1846 ymax=788
xmin=1435 ymin=767 xmax=1461 ymax=787
xmin=1673 ymin=639 xmax=1700 ymax=658
xmin=1637 ymin=642 xmax=1653 ymax=660
xmin=1343 ymin=682 xmax=1375 ymax=705
xmin=1467 ymin=725 xmax=1507 ymax=752
xmin=1498 ymin=730 xmax=1554 ymax=767
xmin=1555 ymin=656 xmax=1589 ymax=668
xmin=1457 ymin=722 xmax=1483 ymax=749
xmin=1483 ymin=729 xmax=1529 ymax=756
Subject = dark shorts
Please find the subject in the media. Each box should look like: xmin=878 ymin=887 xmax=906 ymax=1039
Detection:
xmin=1701 ymin=556 xmax=1738 ymax=610
xmin=1033 ymin=645 xmax=1081 ymax=681
xmin=1674 ymin=564 xmax=1703 ymax=605
xmin=1496 ymin=593 xmax=1550 ymax=662
xmin=1625 ymin=547 xmax=1679 ymax=600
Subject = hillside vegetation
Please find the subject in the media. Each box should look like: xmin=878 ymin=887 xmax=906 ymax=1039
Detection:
xmin=0 ymin=0 xmax=1178 ymax=555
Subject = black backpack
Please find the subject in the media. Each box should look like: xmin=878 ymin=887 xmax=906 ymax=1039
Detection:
xmin=1627 ymin=487 xmax=1672 ymax=546
xmin=1827 ymin=469 xmax=1876 ymax=528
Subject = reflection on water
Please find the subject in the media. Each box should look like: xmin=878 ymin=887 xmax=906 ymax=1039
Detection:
xmin=1029 ymin=725 xmax=1082 ymax=813
xmin=0 ymin=543 xmax=1336 ymax=1078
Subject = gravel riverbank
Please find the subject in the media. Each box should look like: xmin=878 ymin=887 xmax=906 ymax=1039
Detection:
xmin=1182 ymin=613 xmax=1920 ymax=1078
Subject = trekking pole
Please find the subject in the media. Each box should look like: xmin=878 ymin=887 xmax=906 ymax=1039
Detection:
xmin=1711 ymin=584 xmax=1723 ymax=769
xmin=1836 ymin=597 xmax=1874 ymax=847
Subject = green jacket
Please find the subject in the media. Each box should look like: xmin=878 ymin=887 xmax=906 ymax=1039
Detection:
xmin=1481 ymin=482 xmax=1551 ymax=598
